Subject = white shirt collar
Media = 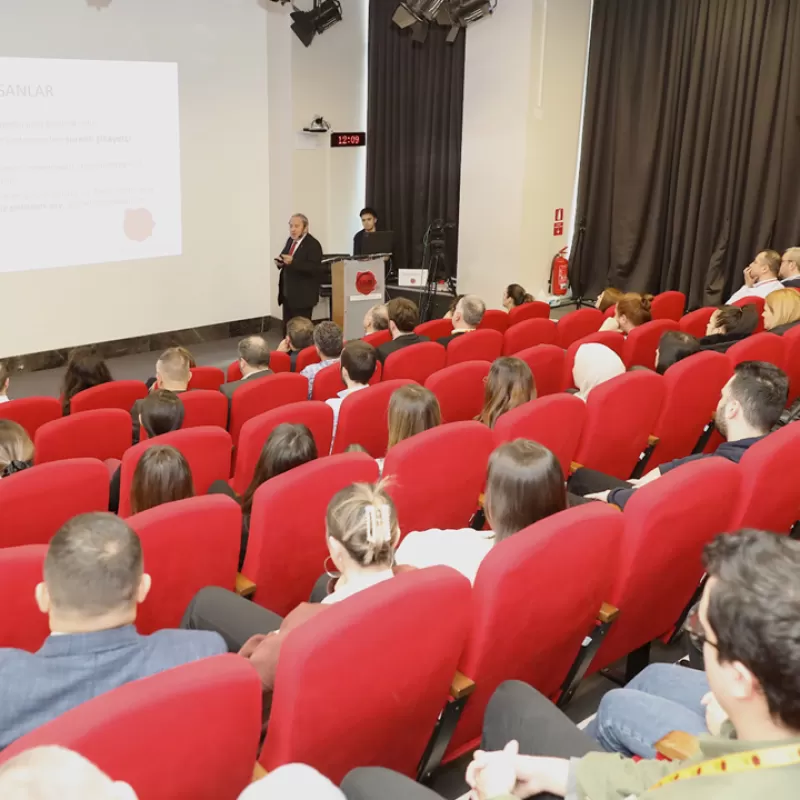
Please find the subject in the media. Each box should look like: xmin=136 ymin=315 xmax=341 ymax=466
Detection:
xmin=337 ymin=384 xmax=369 ymax=399
xmin=322 ymin=569 xmax=394 ymax=604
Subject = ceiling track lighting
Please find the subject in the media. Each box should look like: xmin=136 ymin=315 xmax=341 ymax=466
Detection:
xmin=393 ymin=0 xmax=497 ymax=43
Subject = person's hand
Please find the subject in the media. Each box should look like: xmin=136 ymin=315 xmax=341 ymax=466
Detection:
xmin=585 ymin=490 xmax=611 ymax=502
xmin=702 ymin=692 xmax=728 ymax=736
xmin=467 ymin=740 xmax=518 ymax=799
xmin=277 ymin=338 xmax=291 ymax=354
xmin=283 ymin=254 xmax=294 ymax=265
xmin=744 ymin=266 xmax=755 ymax=287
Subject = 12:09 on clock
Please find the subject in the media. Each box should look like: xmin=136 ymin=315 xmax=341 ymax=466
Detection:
xmin=331 ymin=132 xmax=366 ymax=148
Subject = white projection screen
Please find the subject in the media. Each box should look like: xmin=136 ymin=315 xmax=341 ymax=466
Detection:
xmin=0 ymin=0 xmax=271 ymax=359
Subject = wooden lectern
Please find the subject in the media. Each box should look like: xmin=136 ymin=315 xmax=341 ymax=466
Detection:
xmin=331 ymin=258 xmax=386 ymax=341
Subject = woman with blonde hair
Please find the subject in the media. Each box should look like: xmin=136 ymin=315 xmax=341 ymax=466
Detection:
xmin=572 ymin=343 xmax=626 ymax=402
xmin=599 ymin=292 xmax=653 ymax=334
xmin=0 ymin=420 xmax=34 ymax=478
xmin=762 ymin=288 xmax=800 ymax=335
xmin=477 ymin=357 xmax=536 ymax=428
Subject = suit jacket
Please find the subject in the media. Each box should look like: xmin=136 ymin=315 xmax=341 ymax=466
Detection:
xmin=0 ymin=625 xmax=226 ymax=750
xmin=278 ymin=233 xmax=323 ymax=310
xmin=353 ymin=229 xmax=365 ymax=256
xmin=437 ymin=329 xmax=471 ymax=348
xmin=219 ymin=368 xmax=273 ymax=403
xmin=376 ymin=333 xmax=430 ymax=364
xmin=782 ymin=277 xmax=800 ymax=288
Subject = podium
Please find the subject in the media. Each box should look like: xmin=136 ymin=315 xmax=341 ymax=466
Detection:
xmin=331 ymin=257 xmax=386 ymax=341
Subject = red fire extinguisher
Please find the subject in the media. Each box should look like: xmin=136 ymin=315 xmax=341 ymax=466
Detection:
xmin=550 ymin=247 xmax=569 ymax=296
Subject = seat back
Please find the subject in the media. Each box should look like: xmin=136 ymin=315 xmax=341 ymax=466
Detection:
xmin=508 ymin=301 xmax=550 ymax=325
xmin=0 ymin=459 xmax=110 ymax=548
xmin=650 ymin=291 xmax=686 ymax=321
xmin=415 ymin=318 xmax=453 ymax=341
xmin=70 ymin=381 xmax=148 ymax=414
xmin=556 ymin=308 xmax=605 ymax=348
xmin=446 ymin=505 xmax=622 ymax=760
xmin=362 ymin=329 xmax=392 ymax=348
xmin=230 ymin=402 xmax=333 ymax=496
xmin=34 ymin=409 xmax=132 ymax=464
xmin=649 ymin=352 xmax=732 ymax=467
xmin=575 ymin=371 xmax=665 ymax=479
xmin=188 ymin=366 xmax=225 ymax=391
xmin=622 ymin=319 xmax=680 ymax=368
xmin=383 ymin=422 xmax=495 ymax=536
xmin=783 ymin=326 xmax=800 ymax=403
xmin=118 ymin=427 xmax=233 ymax=517
xmin=295 ymin=346 xmax=321 ymax=373
xmin=493 ymin=395 xmax=587 ymax=478
xmin=311 ymin=361 xmax=382 ymax=402
xmin=228 ymin=373 xmax=309 ymax=446
xmin=382 ymin=342 xmax=446 ymax=384
xmin=0 ymin=397 xmax=62 ymax=438
xmin=130 ymin=496 xmax=241 ymax=634
xmin=563 ymin=332 xmax=625 ymax=389
xmin=502 ymin=319 xmax=558 ymax=355
xmin=180 ymin=390 xmax=229 ymax=429
xmin=0 ymin=655 xmax=262 ymax=800
xmin=270 ymin=351 xmax=292 ymax=373
xmin=726 ymin=331 xmax=786 ymax=370
xmin=679 ymin=307 xmax=715 ymax=338
xmin=244 ymin=453 xmax=380 ymax=615
xmin=514 ymin=345 xmax=567 ymax=397
xmin=479 ymin=309 xmax=510 ymax=334
xmin=0 ymin=545 xmax=49 ymax=652
xmin=227 ymin=361 xmax=243 ymax=382
xmin=262 ymin=567 xmax=471 ymax=783
xmin=591 ymin=458 xmax=741 ymax=672
xmin=446 ymin=329 xmax=503 ymax=365
xmin=331 ymin=379 xmax=416 ymax=457
xmin=731 ymin=296 xmax=766 ymax=332
xmin=425 ymin=361 xmax=490 ymax=423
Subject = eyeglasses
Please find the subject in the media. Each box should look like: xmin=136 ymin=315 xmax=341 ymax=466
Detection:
xmin=686 ymin=611 xmax=717 ymax=651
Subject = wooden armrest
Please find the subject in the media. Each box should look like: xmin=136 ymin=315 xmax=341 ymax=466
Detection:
xmin=450 ymin=671 xmax=476 ymax=700
xmin=478 ymin=493 xmax=485 ymax=508
xmin=608 ymin=503 xmax=622 ymax=512
xmin=570 ymin=461 xmax=584 ymax=475
xmin=647 ymin=435 xmax=660 ymax=447
xmin=597 ymin=602 xmax=620 ymax=624
xmin=252 ymin=763 xmax=268 ymax=782
xmin=655 ymin=731 xmax=700 ymax=761
xmin=235 ymin=573 xmax=257 ymax=598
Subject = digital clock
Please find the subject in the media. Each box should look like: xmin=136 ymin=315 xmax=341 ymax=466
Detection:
xmin=331 ymin=132 xmax=366 ymax=148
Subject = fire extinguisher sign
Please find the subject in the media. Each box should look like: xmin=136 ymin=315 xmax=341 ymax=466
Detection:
xmin=553 ymin=208 xmax=564 ymax=236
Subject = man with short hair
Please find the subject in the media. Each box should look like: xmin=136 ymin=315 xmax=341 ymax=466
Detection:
xmin=219 ymin=335 xmax=273 ymax=402
xmin=275 ymin=213 xmax=323 ymax=334
xmin=301 ymin=321 xmax=344 ymax=398
xmin=353 ymin=207 xmax=379 ymax=256
xmin=326 ymin=341 xmax=377 ymax=440
xmin=277 ymin=316 xmax=315 ymax=372
xmin=438 ymin=294 xmax=486 ymax=347
xmin=0 ymin=513 xmax=225 ymax=750
xmin=375 ymin=298 xmax=430 ymax=363
xmin=779 ymin=247 xmax=800 ymax=289
xmin=727 ymin=250 xmax=783 ymax=304
xmin=131 ymin=348 xmax=191 ymax=443
xmin=363 ymin=304 xmax=389 ymax=335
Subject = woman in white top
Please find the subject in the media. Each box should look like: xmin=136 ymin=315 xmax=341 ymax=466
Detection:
xmin=572 ymin=343 xmax=626 ymax=402
xmin=395 ymin=440 xmax=567 ymax=584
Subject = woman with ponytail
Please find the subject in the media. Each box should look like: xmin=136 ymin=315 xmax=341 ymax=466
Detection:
xmin=599 ymin=292 xmax=653 ymax=334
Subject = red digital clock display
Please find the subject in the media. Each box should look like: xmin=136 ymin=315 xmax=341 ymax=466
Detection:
xmin=331 ymin=132 xmax=366 ymax=148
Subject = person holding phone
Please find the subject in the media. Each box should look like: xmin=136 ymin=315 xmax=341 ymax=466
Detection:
xmin=275 ymin=214 xmax=323 ymax=335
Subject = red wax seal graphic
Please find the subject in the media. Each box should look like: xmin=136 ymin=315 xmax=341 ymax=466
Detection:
xmin=356 ymin=271 xmax=377 ymax=295
xmin=124 ymin=208 xmax=156 ymax=242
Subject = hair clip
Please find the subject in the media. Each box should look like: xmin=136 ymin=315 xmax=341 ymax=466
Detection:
xmin=365 ymin=504 xmax=391 ymax=545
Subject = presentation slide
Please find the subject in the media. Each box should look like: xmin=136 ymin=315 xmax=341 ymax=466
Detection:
xmin=0 ymin=57 xmax=182 ymax=273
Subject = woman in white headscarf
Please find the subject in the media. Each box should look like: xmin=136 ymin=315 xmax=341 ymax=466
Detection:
xmin=572 ymin=343 xmax=626 ymax=402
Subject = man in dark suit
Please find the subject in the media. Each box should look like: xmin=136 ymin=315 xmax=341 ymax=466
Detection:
xmin=219 ymin=335 xmax=273 ymax=402
xmin=0 ymin=513 xmax=226 ymax=750
xmin=437 ymin=294 xmax=486 ymax=347
xmin=376 ymin=297 xmax=429 ymax=363
xmin=780 ymin=247 xmax=800 ymax=288
xmin=276 ymin=213 xmax=323 ymax=334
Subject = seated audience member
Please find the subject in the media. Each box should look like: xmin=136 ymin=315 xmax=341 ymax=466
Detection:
xmin=0 ymin=513 xmax=226 ymax=750
xmin=727 ymin=249 xmax=783 ymax=304
xmin=438 ymin=295 xmax=486 ymax=346
xmin=477 ymin=357 xmax=535 ymax=427
xmin=131 ymin=348 xmax=191 ymax=443
xmin=219 ymin=336 xmax=272 ymax=401
xmin=502 ymin=284 xmax=534 ymax=310
xmin=654 ymin=330 xmax=701 ymax=374
xmin=0 ymin=419 xmax=34 ymax=478
xmin=210 ymin=423 xmax=317 ymax=569
xmin=595 ymin=286 xmax=624 ymax=314
xmin=363 ymin=303 xmax=389 ymax=335
xmin=780 ymin=246 xmax=800 ymax=288
xmin=383 ymin=385 xmax=441 ymax=462
xmin=327 ymin=341 xmax=377 ymax=440
xmin=376 ymin=298 xmax=429 ymax=363
xmin=572 ymin=343 xmax=625 ymax=402
xmin=145 ymin=346 xmax=196 ymax=391
xmin=396 ymin=440 xmax=566 ymax=584
xmin=129 ymin=445 xmax=194 ymax=516
xmin=443 ymin=294 xmax=465 ymax=320
xmin=599 ymin=292 xmax=653 ymax=334
xmin=570 ymin=361 xmax=788 ymax=508
xmin=699 ymin=303 xmax=760 ymax=352
xmin=467 ymin=530 xmax=800 ymax=798
xmin=300 ymin=320 xmax=344 ymax=399
xmin=0 ymin=360 xmax=11 ymax=403
xmin=762 ymin=287 xmax=800 ymax=335
xmin=277 ymin=316 xmax=315 ymax=371
xmin=60 ymin=348 xmax=113 ymax=415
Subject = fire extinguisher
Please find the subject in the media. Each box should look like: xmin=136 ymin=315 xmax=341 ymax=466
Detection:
xmin=550 ymin=247 xmax=569 ymax=296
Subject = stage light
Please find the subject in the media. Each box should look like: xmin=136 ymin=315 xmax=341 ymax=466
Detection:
xmin=393 ymin=0 xmax=498 ymax=42
xmin=451 ymin=0 xmax=495 ymax=25
xmin=291 ymin=0 xmax=343 ymax=48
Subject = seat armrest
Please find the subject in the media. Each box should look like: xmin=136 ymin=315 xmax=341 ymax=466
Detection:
xmin=570 ymin=461 xmax=584 ymax=475
xmin=597 ymin=602 xmax=620 ymax=624
xmin=252 ymin=763 xmax=268 ymax=782
xmin=655 ymin=731 xmax=700 ymax=761
xmin=450 ymin=671 xmax=476 ymax=700
xmin=647 ymin=434 xmax=660 ymax=447
xmin=236 ymin=573 xmax=257 ymax=598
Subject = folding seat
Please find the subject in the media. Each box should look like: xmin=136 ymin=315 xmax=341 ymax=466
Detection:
xmin=648 ymin=351 xmax=732 ymax=468
xmin=650 ymin=291 xmax=686 ymax=321
xmin=415 ymin=318 xmax=453 ymax=341
xmin=563 ymin=331 xmax=625 ymax=389
xmin=574 ymin=370 xmax=665 ymax=479
xmin=383 ymin=422 xmax=495 ymax=536
xmin=295 ymin=345 xmax=321 ymax=372
xmin=587 ymin=459 xmax=740 ymax=677
xmin=622 ymin=319 xmax=680 ymax=369
xmin=0 ymin=655 xmax=262 ymax=800
xmin=331 ymin=378 xmax=416 ymax=456
xmin=187 ymin=366 xmax=225 ymax=391
xmin=0 ymin=545 xmax=49 ymax=652
xmin=34 ymin=409 xmax=131 ymax=464
xmin=502 ymin=318 xmax=558 ymax=355
xmin=679 ymin=307 xmax=715 ymax=338
xmin=270 ymin=351 xmax=291 ymax=373
xmin=260 ymin=567 xmax=471 ymax=783
xmin=604 ymin=304 xmax=616 ymax=318
xmin=179 ymin=390 xmax=229 ymax=429
xmin=514 ymin=344 xmax=566 ymax=397
xmin=228 ymin=373 xmax=308 ymax=446
xmin=446 ymin=329 xmax=503 ymax=365
xmin=493 ymin=394 xmax=587 ymax=478
xmin=726 ymin=331 xmax=786 ymax=370
xmin=0 ymin=396 xmax=61 ymax=438
xmin=311 ymin=361 xmax=382 ymax=402
xmin=382 ymin=342 xmax=446 ymax=384
xmin=782 ymin=326 xmax=800 ymax=404
xmin=425 ymin=361 xmax=490 ymax=423
xmin=117 ymin=427 xmax=233 ymax=517
xmin=70 ymin=380 xmax=148 ymax=414
xmin=508 ymin=300 xmax=550 ymax=326
xmin=479 ymin=309 xmax=510 ymax=333
xmin=0 ymin=459 xmax=110 ymax=548
xmin=556 ymin=307 xmax=605 ymax=348
xmin=243 ymin=452 xmax=380 ymax=615
xmin=731 ymin=295 xmax=765 ymax=332
xmin=229 ymin=401 xmax=334 ymax=496
xmin=129 ymin=496 xmax=241 ymax=634
xmin=227 ymin=361 xmax=243 ymax=382
xmin=362 ymin=329 xmax=392 ymax=348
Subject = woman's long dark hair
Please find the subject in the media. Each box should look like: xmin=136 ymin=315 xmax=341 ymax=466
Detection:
xmin=61 ymin=348 xmax=113 ymax=414
xmin=506 ymin=284 xmax=534 ymax=307
xmin=130 ymin=445 xmax=194 ymax=515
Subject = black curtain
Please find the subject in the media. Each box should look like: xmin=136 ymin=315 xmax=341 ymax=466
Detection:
xmin=366 ymin=0 xmax=465 ymax=276
xmin=570 ymin=0 xmax=800 ymax=308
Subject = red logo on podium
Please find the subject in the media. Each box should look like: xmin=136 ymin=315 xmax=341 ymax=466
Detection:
xmin=355 ymin=271 xmax=377 ymax=295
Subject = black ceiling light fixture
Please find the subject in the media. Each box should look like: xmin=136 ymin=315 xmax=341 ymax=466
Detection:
xmin=393 ymin=0 xmax=497 ymax=43
xmin=290 ymin=0 xmax=343 ymax=48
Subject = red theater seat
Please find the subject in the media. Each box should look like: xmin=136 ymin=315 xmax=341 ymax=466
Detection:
xmin=34 ymin=409 xmax=131 ymax=464
xmin=295 ymin=346 xmax=321 ymax=373
xmin=622 ymin=319 xmax=680 ymax=369
xmin=446 ymin=329 xmax=503 ymax=365
xmin=479 ymin=309 xmax=510 ymax=334
xmin=508 ymin=301 xmax=550 ymax=326
xmin=187 ymin=366 xmax=225 ymax=391
xmin=679 ymin=307 xmax=715 ymax=338
xmin=556 ymin=308 xmax=605 ymax=348
xmin=0 ymin=397 xmax=62 ymax=438
xmin=0 ymin=545 xmax=49 ymax=652
xmin=382 ymin=342 xmax=446 ymax=384
xmin=726 ymin=331 xmax=786 ymax=370
xmin=425 ymin=361 xmax=490 ymax=423
xmin=415 ymin=318 xmax=453 ymax=341
xmin=362 ymin=329 xmax=392 ymax=348
xmin=180 ymin=390 xmax=229 ymax=429
xmin=70 ymin=381 xmax=148 ymax=414
xmin=228 ymin=373 xmax=308 ymax=446
xmin=502 ymin=319 xmax=558 ymax=355
xmin=514 ymin=345 xmax=566 ymax=397
xmin=270 ymin=351 xmax=291 ymax=374
xmin=783 ymin=326 xmax=800 ymax=403
xmin=650 ymin=291 xmax=685 ymax=321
